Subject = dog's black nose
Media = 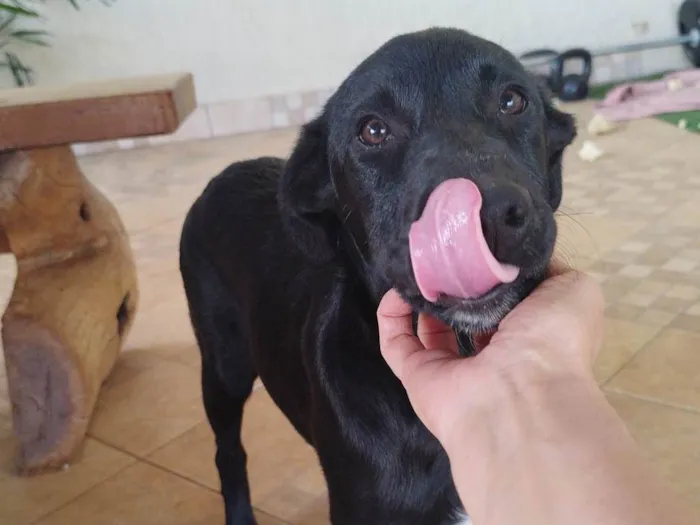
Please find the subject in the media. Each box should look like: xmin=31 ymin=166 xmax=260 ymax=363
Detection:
xmin=480 ymin=184 xmax=533 ymax=261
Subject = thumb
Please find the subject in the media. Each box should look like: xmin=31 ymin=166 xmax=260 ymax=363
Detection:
xmin=376 ymin=289 xmax=425 ymax=381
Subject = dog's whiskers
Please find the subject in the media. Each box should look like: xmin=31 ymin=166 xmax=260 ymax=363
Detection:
xmin=556 ymin=210 xmax=593 ymax=217
xmin=339 ymin=206 xmax=378 ymax=290
xmin=554 ymin=208 xmax=600 ymax=260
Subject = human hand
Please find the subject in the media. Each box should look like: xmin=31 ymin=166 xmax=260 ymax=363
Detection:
xmin=376 ymin=266 xmax=605 ymax=446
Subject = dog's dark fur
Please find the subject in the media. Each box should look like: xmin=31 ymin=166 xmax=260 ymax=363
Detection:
xmin=179 ymin=27 xmax=576 ymax=525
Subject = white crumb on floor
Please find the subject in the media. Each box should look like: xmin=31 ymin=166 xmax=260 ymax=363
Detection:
xmin=578 ymin=140 xmax=604 ymax=162
xmin=587 ymin=114 xmax=618 ymax=136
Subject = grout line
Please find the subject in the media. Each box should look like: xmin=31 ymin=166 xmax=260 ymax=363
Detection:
xmin=87 ymin=434 xmax=220 ymax=494
xmin=88 ymin=437 xmax=296 ymax=525
xmin=601 ymin=353 xmax=643 ymax=388
xmin=603 ymin=388 xmax=700 ymax=415
xmin=88 ymin=415 xmax=205 ymax=462
xmin=23 ymin=431 xmax=295 ymax=525
xmin=138 ymin=456 xmax=221 ymax=494
xmin=253 ymin=507 xmax=294 ymax=525
xmin=601 ymin=325 xmax=665 ymax=388
xmin=28 ymin=444 xmax=138 ymax=525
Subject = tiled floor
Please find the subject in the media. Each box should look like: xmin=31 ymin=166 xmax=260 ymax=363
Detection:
xmin=1 ymin=100 xmax=700 ymax=524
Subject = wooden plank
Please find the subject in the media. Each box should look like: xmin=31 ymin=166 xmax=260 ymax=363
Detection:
xmin=0 ymin=73 xmax=197 ymax=151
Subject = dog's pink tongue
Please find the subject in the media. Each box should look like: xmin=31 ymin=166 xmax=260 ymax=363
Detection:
xmin=408 ymin=179 xmax=520 ymax=302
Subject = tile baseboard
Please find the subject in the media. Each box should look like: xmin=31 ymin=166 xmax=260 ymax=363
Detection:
xmin=72 ymin=86 xmax=335 ymax=157
xmin=71 ymin=54 xmax=675 ymax=157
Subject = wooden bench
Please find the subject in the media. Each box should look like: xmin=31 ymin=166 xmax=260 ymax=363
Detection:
xmin=0 ymin=73 xmax=196 ymax=474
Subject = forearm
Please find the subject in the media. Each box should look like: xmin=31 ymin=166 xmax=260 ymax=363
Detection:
xmin=445 ymin=369 xmax=698 ymax=525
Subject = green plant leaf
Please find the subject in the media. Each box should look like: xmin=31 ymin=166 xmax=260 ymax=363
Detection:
xmin=13 ymin=37 xmax=49 ymax=46
xmin=5 ymin=50 xmax=33 ymax=86
xmin=7 ymin=1 xmax=34 ymax=9
xmin=10 ymin=29 xmax=50 ymax=38
xmin=0 ymin=13 xmax=16 ymax=33
xmin=10 ymin=29 xmax=50 ymax=46
xmin=0 ymin=2 xmax=39 ymax=18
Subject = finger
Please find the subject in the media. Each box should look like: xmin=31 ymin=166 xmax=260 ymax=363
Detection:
xmin=377 ymin=289 xmax=425 ymax=379
xmin=417 ymin=314 xmax=458 ymax=354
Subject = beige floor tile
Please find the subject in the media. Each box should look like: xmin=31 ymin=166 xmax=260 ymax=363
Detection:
xmin=259 ymin=485 xmax=329 ymax=525
xmin=595 ymin=318 xmax=661 ymax=384
xmin=148 ymin=388 xmax=328 ymax=524
xmin=290 ymin=498 xmax=331 ymax=525
xmin=129 ymin=218 xmax=185 ymax=273
xmin=607 ymin=329 xmax=700 ymax=410
xmin=116 ymin=186 xmax=207 ymax=237
xmin=88 ymin=359 xmax=206 ymax=458
xmin=244 ymin=391 xmax=327 ymax=524
xmin=148 ymin=422 xmax=218 ymax=490
xmin=604 ymin=303 xmax=646 ymax=322
xmin=122 ymin=299 xmax=200 ymax=369
xmin=664 ymin=200 xmax=700 ymax=230
xmin=608 ymin=393 xmax=700 ymax=511
xmin=668 ymin=313 xmax=700 ymax=334
xmin=34 ymin=462 xmax=225 ymax=525
xmin=0 ymin=414 xmax=135 ymax=525
xmin=571 ymin=215 xmax=646 ymax=257
xmin=255 ymin=511 xmax=292 ymax=525
xmin=600 ymin=275 xmax=648 ymax=305
xmin=242 ymin=391 xmax=326 ymax=513
xmin=0 ymin=357 xmax=8 ymax=416
xmin=554 ymin=216 xmax=598 ymax=269
xmin=132 ymin=266 xmax=186 ymax=312
xmin=634 ymin=308 xmax=678 ymax=328
xmin=0 ymin=389 xmax=8 ymax=419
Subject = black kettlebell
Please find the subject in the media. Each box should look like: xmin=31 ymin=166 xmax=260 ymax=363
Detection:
xmin=552 ymin=48 xmax=593 ymax=101
xmin=519 ymin=48 xmax=560 ymax=92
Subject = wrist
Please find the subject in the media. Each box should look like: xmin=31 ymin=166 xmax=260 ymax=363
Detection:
xmin=441 ymin=350 xmax=600 ymax=457
xmin=439 ymin=355 xmax=608 ymax=522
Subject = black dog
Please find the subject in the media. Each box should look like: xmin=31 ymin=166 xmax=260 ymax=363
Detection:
xmin=179 ymin=27 xmax=576 ymax=525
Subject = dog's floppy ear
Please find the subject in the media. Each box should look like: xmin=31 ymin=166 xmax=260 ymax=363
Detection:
xmin=541 ymin=87 xmax=577 ymax=210
xmin=278 ymin=116 xmax=337 ymax=263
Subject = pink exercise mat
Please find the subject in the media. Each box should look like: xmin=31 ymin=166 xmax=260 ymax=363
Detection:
xmin=593 ymin=69 xmax=700 ymax=122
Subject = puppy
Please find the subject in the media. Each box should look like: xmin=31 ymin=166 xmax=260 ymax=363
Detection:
xmin=179 ymin=27 xmax=576 ymax=525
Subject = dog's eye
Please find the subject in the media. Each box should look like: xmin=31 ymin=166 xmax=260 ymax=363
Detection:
xmin=498 ymin=88 xmax=528 ymax=115
xmin=359 ymin=118 xmax=390 ymax=146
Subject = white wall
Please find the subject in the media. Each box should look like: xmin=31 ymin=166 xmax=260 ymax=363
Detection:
xmin=17 ymin=0 xmax=689 ymax=104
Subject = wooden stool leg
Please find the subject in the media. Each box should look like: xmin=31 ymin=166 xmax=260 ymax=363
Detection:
xmin=0 ymin=146 xmax=138 ymax=474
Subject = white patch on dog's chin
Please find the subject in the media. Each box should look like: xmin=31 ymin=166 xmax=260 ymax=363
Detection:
xmin=450 ymin=306 xmax=504 ymax=334
xmin=452 ymin=510 xmax=472 ymax=525
xmin=448 ymin=288 xmax=520 ymax=334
